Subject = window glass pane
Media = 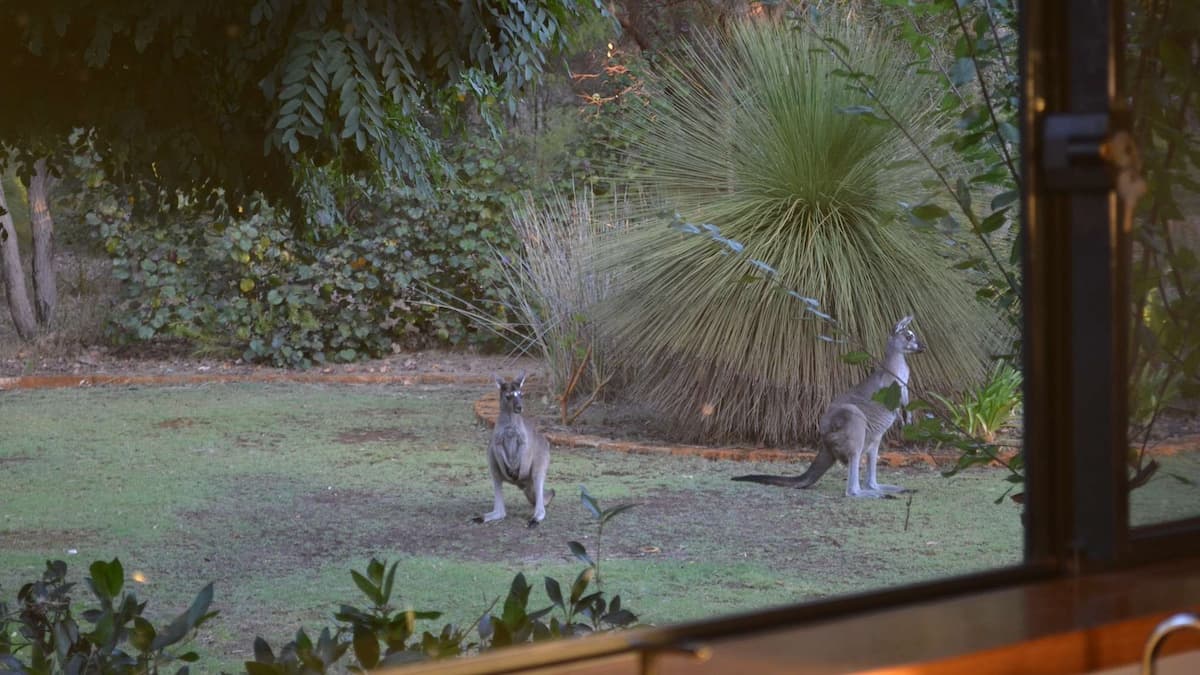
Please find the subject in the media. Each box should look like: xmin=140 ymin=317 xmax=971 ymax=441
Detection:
xmin=0 ymin=3 xmax=1028 ymax=670
xmin=1126 ymin=1 xmax=1200 ymax=528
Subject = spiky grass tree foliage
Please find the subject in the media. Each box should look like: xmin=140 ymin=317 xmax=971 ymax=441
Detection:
xmin=597 ymin=19 xmax=1004 ymax=445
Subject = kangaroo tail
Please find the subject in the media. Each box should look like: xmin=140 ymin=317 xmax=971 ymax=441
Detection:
xmin=732 ymin=446 xmax=837 ymax=489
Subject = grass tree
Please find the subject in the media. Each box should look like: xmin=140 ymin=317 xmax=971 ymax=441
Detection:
xmin=597 ymin=18 xmax=1005 ymax=445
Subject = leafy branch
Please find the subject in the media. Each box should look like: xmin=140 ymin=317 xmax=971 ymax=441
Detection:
xmin=798 ymin=6 xmax=1021 ymax=315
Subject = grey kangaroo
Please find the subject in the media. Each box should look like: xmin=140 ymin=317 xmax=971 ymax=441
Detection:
xmin=733 ymin=315 xmax=925 ymax=498
xmin=473 ymin=372 xmax=555 ymax=527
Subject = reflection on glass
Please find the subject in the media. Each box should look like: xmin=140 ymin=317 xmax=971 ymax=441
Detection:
xmin=1126 ymin=3 xmax=1200 ymax=527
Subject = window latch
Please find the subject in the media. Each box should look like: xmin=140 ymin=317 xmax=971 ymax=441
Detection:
xmin=1041 ymin=112 xmax=1112 ymax=191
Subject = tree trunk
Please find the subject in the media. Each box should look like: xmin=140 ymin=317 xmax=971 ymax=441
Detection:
xmin=29 ymin=159 xmax=57 ymax=325
xmin=0 ymin=180 xmax=38 ymax=340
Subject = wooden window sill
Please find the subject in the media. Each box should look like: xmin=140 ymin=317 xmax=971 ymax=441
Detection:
xmin=394 ymin=555 xmax=1200 ymax=674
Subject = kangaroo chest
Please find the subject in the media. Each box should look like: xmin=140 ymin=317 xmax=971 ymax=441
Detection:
xmin=494 ymin=422 xmax=531 ymax=483
xmin=892 ymin=361 xmax=911 ymax=407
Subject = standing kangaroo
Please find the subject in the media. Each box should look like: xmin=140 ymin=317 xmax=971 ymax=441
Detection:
xmin=733 ymin=315 xmax=925 ymax=498
xmin=473 ymin=372 xmax=555 ymax=527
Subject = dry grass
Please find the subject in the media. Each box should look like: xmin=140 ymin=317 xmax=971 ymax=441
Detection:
xmin=0 ymin=252 xmax=117 ymax=361
xmin=499 ymin=187 xmax=627 ymax=399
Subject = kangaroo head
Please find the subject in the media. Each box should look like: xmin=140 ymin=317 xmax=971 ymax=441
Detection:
xmin=889 ymin=315 xmax=925 ymax=355
xmin=494 ymin=370 xmax=527 ymax=414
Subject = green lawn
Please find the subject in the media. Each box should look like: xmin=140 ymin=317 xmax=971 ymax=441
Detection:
xmin=2 ymin=382 xmax=1036 ymax=671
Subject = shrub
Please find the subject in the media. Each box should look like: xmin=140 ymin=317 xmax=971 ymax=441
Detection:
xmin=1 ymin=554 xmax=638 ymax=674
xmin=479 ymin=187 xmax=624 ymax=418
xmin=95 ymin=140 xmax=526 ymax=367
xmin=248 ymin=555 xmax=637 ymax=671
xmin=930 ymin=362 xmax=1022 ymax=443
xmin=0 ymin=558 xmax=215 ymax=674
xmin=596 ymin=18 xmax=1004 ymax=445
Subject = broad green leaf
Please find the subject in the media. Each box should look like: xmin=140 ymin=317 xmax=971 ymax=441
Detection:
xmin=353 ymin=625 xmax=380 ymax=668
xmin=600 ymin=503 xmax=639 ymax=525
xmin=567 ymin=541 xmax=594 ymax=567
xmin=545 ymin=577 xmax=564 ymax=609
xmin=151 ymin=582 xmax=214 ymax=650
xmin=997 ymin=121 xmax=1019 ymax=144
xmin=872 ymin=382 xmax=902 ymax=410
xmin=569 ymin=567 xmax=594 ymax=604
xmin=840 ymin=350 xmax=872 ymax=365
xmin=351 ymin=570 xmax=383 ymax=606
xmin=579 ymin=487 xmax=601 ymax=519
xmin=367 ymin=558 xmax=384 ymax=584
xmin=911 ymin=203 xmax=949 ymax=220
xmin=991 ymin=190 xmax=1018 ymax=211
xmin=382 ymin=561 xmax=398 ymax=604
xmin=979 ymin=208 xmax=1009 ymax=234
xmin=602 ymin=609 xmax=638 ymax=626
xmin=949 ymin=57 xmax=977 ymax=87
xmin=130 ymin=616 xmax=156 ymax=652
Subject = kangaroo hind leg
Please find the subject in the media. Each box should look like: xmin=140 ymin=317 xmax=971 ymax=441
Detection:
xmin=525 ymin=459 xmax=554 ymax=528
xmin=837 ymin=415 xmax=874 ymax=498
xmin=866 ymin=433 xmax=909 ymax=496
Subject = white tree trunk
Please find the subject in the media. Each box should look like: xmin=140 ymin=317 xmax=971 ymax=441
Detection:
xmin=0 ymin=180 xmax=38 ymax=340
xmin=29 ymin=158 xmax=57 ymax=326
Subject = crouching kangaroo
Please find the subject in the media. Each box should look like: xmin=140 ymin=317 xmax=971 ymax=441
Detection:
xmin=473 ymin=372 xmax=555 ymax=527
xmin=733 ymin=315 xmax=925 ymax=498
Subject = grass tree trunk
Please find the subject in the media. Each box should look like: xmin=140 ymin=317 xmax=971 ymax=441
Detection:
xmin=0 ymin=181 xmax=38 ymax=339
xmin=29 ymin=159 xmax=57 ymax=326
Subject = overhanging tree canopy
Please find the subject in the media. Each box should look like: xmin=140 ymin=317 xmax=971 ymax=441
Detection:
xmin=0 ymin=0 xmax=600 ymax=202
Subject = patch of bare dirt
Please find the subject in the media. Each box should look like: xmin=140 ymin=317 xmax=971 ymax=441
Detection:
xmin=170 ymin=475 xmax=838 ymax=581
xmin=156 ymin=417 xmax=199 ymax=429
xmin=536 ymin=396 xmax=678 ymax=445
xmin=233 ymin=432 xmax=288 ymax=450
xmin=334 ymin=428 xmax=419 ymax=445
xmin=0 ymin=528 xmax=97 ymax=551
xmin=0 ymin=339 xmax=536 ymax=381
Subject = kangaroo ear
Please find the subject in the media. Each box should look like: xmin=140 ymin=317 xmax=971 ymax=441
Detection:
xmin=516 ymin=370 xmax=526 ymax=388
xmin=894 ymin=315 xmax=914 ymax=333
xmin=494 ymin=373 xmax=504 ymax=389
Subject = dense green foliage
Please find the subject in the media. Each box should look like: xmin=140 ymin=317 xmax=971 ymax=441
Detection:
xmin=247 ymin=556 xmax=636 ymax=672
xmin=1125 ymin=0 xmax=1200 ymax=488
xmin=0 ymin=555 xmax=636 ymax=674
xmin=597 ymin=18 xmax=1001 ymax=445
xmin=866 ymin=0 xmax=1021 ymax=327
xmin=0 ymin=1 xmax=601 ymax=203
xmin=0 ymin=559 xmax=215 ymax=674
xmin=92 ymin=141 xmax=529 ymax=366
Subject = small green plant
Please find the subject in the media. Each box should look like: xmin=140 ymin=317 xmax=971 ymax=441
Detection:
xmin=246 ymin=554 xmax=639 ymax=673
xmin=568 ymin=486 xmax=638 ymax=587
xmin=0 ymin=558 xmax=216 ymax=674
xmin=930 ymin=362 xmax=1022 ymax=443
